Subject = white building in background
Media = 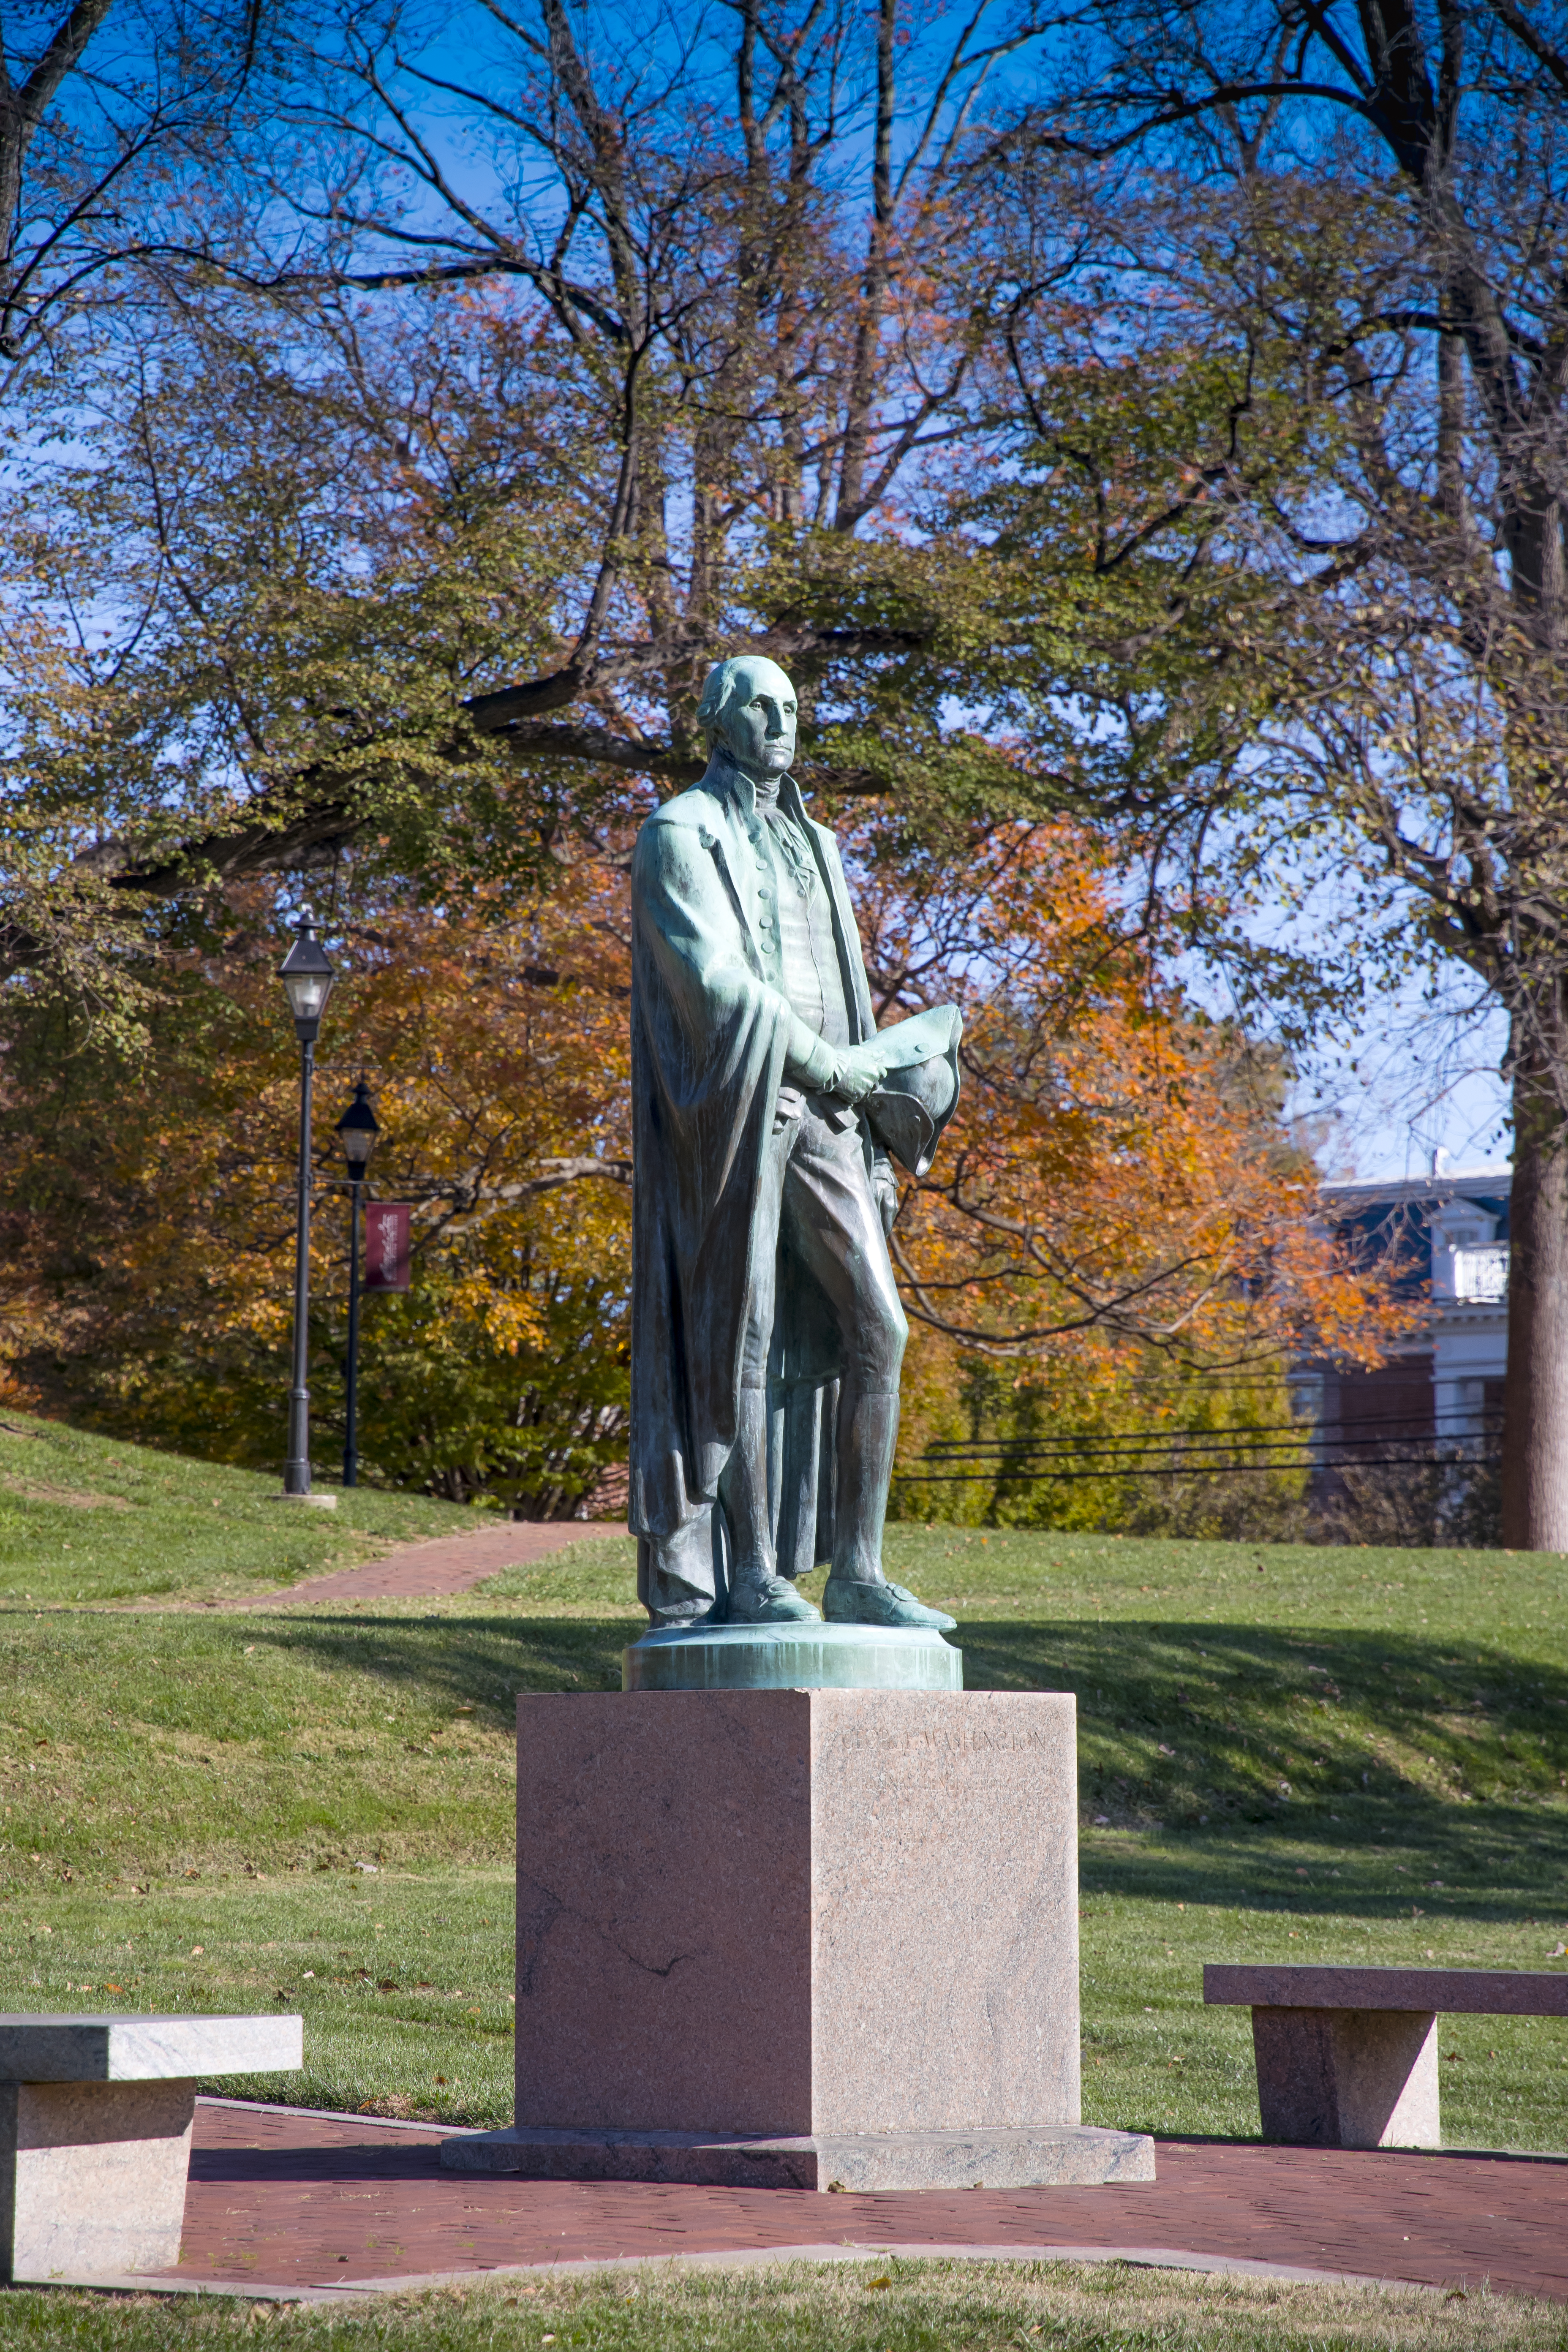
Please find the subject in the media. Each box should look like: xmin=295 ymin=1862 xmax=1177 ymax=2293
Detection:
xmin=1301 ymin=1167 xmax=1511 ymax=1470
xmin=1426 ymin=1187 xmax=1510 ymax=1442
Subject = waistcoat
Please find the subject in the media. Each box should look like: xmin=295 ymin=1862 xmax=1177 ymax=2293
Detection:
xmin=759 ymin=809 xmax=851 ymax=1046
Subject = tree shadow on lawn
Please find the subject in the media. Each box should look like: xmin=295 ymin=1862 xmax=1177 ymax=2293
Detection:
xmin=242 ymin=1609 xmax=629 ymax=1725
xmin=244 ymin=1609 xmax=1568 ymax=1920
xmin=965 ymin=1618 xmax=1568 ymax=1919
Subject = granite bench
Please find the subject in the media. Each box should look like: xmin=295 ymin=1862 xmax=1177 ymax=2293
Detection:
xmin=1204 ymin=1963 xmax=1568 ymax=2148
xmin=0 ymin=2012 xmax=302 ymax=2282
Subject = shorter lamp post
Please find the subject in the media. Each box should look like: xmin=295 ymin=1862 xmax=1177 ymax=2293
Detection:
xmin=334 ymin=1078 xmax=381 ymax=1490
xmin=277 ymin=912 xmax=336 ymax=1499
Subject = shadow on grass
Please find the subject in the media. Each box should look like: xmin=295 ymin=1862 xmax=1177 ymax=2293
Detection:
xmin=243 ymin=1609 xmax=1568 ymax=1922
xmin=964 ymin=1618 xmax=1568 ymax=1919
xmin=1073 ymin=1816 xmax=1568 ymax=1919
xmin=244 ymin=1609 xmax=629 ymax=1725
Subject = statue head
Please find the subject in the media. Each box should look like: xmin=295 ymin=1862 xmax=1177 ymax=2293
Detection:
xmin=697 ymin=655 xmax=797 ymax=781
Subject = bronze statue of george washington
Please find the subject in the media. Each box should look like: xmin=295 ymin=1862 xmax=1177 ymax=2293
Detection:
xmin=627 ymin=653 xmax=961 ymax=1630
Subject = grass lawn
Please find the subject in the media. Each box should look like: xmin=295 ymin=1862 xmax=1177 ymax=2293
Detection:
xmin=1 ymin=1508 xmax=1565 ymax=2151
xmin=0 ymin=1413 xmax=481 ymax=1603
xmin=1 ymin=1869 xmax=519 ymax=2126
xmin=0 ymin=2257 xmax=1561 ymax=2351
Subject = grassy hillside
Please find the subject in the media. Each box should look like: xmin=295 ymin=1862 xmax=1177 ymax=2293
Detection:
xmin=0 ymin=1411 xmax=484 ymax=1601
xmin=0 ymin=1489 xmax=1564 ymax=2149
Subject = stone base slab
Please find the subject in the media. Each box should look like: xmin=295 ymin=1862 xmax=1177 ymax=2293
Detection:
xmin=0 ymin=2011 xmax=302 ymax=2083
xmin=441 ymin=2121 xmax=1154 ymax=2192
xmin=1 ymin=2078 xmax=196 ymax=2282
xmin=1205 ymin=1962 xmax=1568 ymax=2017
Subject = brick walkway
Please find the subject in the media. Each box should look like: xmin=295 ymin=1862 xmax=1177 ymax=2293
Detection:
xmin=256 ymin=1521 xmax=626 ymax=1605
xmin=155 ymin=2102 xmax=1568 ymax=2300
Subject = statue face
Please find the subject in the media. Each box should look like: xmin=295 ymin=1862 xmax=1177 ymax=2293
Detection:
xmin=716 ymin=658 xmax=797 ymax=778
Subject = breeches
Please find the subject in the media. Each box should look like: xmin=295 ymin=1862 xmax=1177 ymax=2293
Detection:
xmin=738 ymin=1100 xmax=907 ymax=1395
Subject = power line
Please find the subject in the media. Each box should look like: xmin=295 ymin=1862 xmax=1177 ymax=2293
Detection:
xmin=906 ymin=1407 xmax=1502 ymax=1485
xmin=919 ymin=1405 xmax=1500 ymax=1460
xmin=897 ymin=1451 xmax=1498 ymax=1486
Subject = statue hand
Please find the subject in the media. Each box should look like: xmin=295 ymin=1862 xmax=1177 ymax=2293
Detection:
xmin=826 ymin=1039 xmax=894 ymax=1105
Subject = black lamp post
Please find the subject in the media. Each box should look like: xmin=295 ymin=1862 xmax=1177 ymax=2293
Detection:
xmin=277 ymin=912 xmax=336 ymax=1499
xmin=334 ymin=1078 xmax=381 ymax=1489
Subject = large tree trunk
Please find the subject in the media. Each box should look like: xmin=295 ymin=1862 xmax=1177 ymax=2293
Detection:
xmin=1500 ymin=1025 xmax=1568 ymax=1547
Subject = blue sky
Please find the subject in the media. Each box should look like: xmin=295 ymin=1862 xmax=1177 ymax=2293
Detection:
xmin=1292 ymin=995 xmax=1510 ymax=1181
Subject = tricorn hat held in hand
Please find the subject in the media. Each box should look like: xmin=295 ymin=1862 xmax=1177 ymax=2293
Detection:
xmin=863 ymin=1005 xmax=962 ymax=1179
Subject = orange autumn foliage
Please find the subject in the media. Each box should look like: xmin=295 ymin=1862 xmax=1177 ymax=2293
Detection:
xmin=850 ymin=812 xmax=1396 ymax=1368
xmin=0 ymin=810 xmax=1404 ymax=1521
xmin=0 ymin=868 xmax=633 ymax=1511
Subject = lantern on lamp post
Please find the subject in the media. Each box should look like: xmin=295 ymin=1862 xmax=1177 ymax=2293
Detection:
xmin=334 ymin=1078 xmax=381 ymax=1489
xmin=276 ymin=912 xmax=336 ymax=1500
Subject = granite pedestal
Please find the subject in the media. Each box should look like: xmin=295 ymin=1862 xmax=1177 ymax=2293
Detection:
xmin=0 ymin=2013 xmax=302 ymax=2281
xmin=442 ymin=1685 xmax=1152 ymax=2191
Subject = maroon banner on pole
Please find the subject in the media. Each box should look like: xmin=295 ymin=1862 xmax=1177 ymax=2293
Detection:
xmin=364 ymin=1202 xmax=411 ymax=1292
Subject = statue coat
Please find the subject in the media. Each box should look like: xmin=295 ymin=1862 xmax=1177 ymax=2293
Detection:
xmin=627 ymin=754 xmax=880 ymax=1617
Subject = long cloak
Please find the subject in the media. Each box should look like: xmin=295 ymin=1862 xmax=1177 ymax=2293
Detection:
xmin=627 ymin=756 xmax=878 ymax=1619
